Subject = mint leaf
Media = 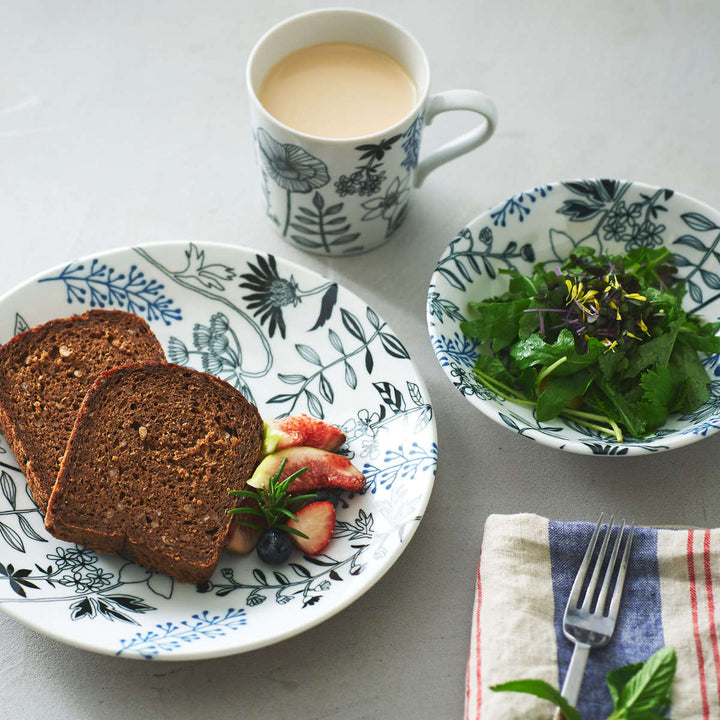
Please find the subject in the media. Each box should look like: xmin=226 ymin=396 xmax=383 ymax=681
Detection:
xmin=606 ymin=662 xmax=644 ymax=707
xmin=461 ymin=298 xmax=531 ymax=351
xmin=490 ymin=679 xmax=580 ymax=720
xmin=613 ymin=646 xmax=676 ymax=715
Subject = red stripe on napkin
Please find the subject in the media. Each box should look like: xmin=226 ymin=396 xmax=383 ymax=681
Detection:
xmin=466 ymin=552 xmax=483 ymax=719
xmin=703 ymin=530 xmax=720 ymax=706
xmin=688 ymin=529 xmax=710 ymax=719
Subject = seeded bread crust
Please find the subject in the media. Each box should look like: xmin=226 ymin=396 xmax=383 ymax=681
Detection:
xmin=0 ymin=310 xmax=166 ymax=513
xmin=45 ymin=362 xmax=263 ymax=584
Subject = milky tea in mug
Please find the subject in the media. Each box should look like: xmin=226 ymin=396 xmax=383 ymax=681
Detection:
xmin=258 ymin=41 xmax=418 ymax=139
xmin=247 ymin=8 xmax=497 ymax=255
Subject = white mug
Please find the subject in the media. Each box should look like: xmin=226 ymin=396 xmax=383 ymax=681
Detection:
xmin=246 ymin=8 xmax=497 ymax=256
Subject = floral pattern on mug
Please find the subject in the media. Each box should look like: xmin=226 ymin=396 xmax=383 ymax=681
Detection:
xmin=361 ymin=175 xmax=411 ymax=238
xmin=335 ymin=135 xmax=401 ymax=197
xmin=254 ymin=122 xmax=420 ymax=255
xmin=256 ymin=128 xmax=330 ymax=237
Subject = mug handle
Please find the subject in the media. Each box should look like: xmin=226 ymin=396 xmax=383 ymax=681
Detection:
xmin=413 ymin=89 xmax=498 ymax=188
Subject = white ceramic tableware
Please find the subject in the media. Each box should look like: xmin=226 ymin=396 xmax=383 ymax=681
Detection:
xmin=428 ymin=179 xmax=720 ymax=456
xmin=246 ymin=7 xmax=497 ymax=256
xmin=0 ymin=242 xmax=437 ymax=658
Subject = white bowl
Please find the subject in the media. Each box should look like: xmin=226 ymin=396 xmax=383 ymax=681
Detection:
xmin=427 ymin=179 xmax=720 ymax=456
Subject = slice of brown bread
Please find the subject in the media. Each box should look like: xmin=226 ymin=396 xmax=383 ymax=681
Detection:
xmin=0 ymin=309 xmax=166 ymax=513
xmin=45 ymin=362 xmax=263 ymax=584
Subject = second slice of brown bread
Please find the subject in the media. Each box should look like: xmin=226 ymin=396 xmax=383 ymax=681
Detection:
xmin=0 ymin=309 xmax=166 ymax=513
xmin=44 ymin=362 xmax=263 ymax=584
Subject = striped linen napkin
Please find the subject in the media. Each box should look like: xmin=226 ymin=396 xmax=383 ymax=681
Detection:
xmin=465 ymin=513 xmax=720 ymax=720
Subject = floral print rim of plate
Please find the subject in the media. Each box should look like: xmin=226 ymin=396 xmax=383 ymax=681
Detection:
xmin=427 ymin=178 xmax=720 ymax=457
xmin=0 ymin=241 xmax=437 ymax=659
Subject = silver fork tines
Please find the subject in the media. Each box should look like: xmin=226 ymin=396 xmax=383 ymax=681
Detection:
xmin=556 ymin=514 xmax=635 ymax=710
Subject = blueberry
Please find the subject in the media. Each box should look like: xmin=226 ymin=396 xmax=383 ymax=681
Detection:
xmin=256 ymin=528 xmax=292 ymax=565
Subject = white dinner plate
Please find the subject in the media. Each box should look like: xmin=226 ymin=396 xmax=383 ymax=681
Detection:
xmin=0 ymin=241 xmax=436 ymax=659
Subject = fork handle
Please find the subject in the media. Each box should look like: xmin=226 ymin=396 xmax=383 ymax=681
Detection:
xmin=552 ymin=641 xmax=591 ymax=719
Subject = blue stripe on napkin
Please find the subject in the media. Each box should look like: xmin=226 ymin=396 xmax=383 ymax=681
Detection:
xmin=548 ymin=521 xmax=665 ymax=718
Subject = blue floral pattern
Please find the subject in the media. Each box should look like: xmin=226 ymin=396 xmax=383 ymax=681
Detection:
xmin=288 ymin=191 xmax=361 ymax=254
xmin=256 ymin=128 xmax=330 ymax=239
xmin=428 ymin=179 xmax=720 ymax=456
xmin=432 ymin=226 xmax=535 ymax=292
xmin=38 ymin=259 xmax=182 ymax=325
xmin=490 ymin=185 xmax=554 ymax=227
xmin=0 ymin=241 xmax=436 ymax=658
xmin=255 ymin=115 xmax=424 ymax=255
xmin=361 ymin=175 xmax=411 ymax=238
xmin=335 ymin=135 xmax=401 ymax=197
xmin=117 ymin=608 xmax=247 ymax=659
xmin=401 ymin=114 xmax=424 ymax=171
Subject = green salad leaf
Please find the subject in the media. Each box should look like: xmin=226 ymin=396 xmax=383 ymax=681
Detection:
xmin=536 ymin=371 xmax=592 ymax=422
xmin=461 ymin=298 xmax=531 ymax=351
xmin=511 ymin=329 xmax=605 ymax=376
xmin=670 ymin=341 xmax=712 ymax=412
xmin=462 ymin=247 xmax=720 ymax=440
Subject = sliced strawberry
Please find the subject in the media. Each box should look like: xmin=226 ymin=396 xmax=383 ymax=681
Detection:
xmin=248 ymin=446 xmax=365 ymax=494
xmin=226 ymin=497 xmax=262 ymax=554
xmin=263 ymin=415 xmax=346 ymax=455
xmin=286 ymin=501 xmax=335 ymax=555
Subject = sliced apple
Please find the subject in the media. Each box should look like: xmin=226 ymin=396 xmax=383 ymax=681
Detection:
xmin=262 ymin=415 xmax=346 ymax=455
xmin=248 ymin=446 xmax=365 ymax=494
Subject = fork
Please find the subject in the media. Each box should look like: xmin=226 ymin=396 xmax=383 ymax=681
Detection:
xmin=553 ymin=514 xmax=635 ymax=716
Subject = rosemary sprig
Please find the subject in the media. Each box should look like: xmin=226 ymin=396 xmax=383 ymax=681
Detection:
xmin=228 ymin=458 xmax=316 ymax=538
